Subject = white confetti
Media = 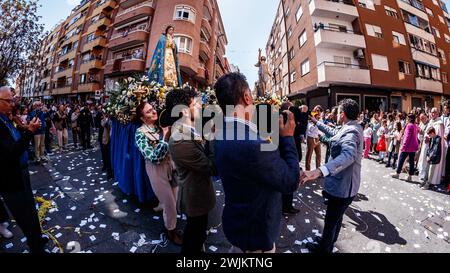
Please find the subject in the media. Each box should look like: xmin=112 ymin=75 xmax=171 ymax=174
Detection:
xmin=130 ymin=246 xmax=137 ymax=253
xmin=89 ymin=235 xmax=96 ymax=242
xmin=209 ymin=246 xmax=218 ymax=252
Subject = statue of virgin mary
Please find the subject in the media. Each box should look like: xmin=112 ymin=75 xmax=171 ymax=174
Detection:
xmin=148 ymin=25 xmax=183 ymax=88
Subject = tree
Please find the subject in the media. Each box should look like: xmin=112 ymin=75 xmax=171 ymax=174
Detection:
xmin=0 ymin=0 xmax=44 ymax=86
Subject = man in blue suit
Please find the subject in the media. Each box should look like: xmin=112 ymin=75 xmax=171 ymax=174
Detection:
xmin=302 ymin=99 xmax=363 ymax=253
xmin=214 ymin=73 xmax=302 ymax=253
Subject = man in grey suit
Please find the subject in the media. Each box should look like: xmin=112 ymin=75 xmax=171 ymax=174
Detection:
xmin=302 ymin=99 xmax=363 ymax=253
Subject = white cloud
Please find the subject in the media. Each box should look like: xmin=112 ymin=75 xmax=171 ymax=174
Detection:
xmin=66 ymin=0 xmax=80 ymax=6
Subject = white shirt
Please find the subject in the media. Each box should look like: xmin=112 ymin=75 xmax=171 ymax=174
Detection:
xmin=306 ymin=122 xmax=319 ymax=138
xmin=363 ymin=128 xmax=372 ymax=138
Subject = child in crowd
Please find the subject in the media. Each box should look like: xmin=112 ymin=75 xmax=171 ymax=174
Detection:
xmin=363 ymin=122 xmax=372 ymax=159
xmin=421 ymin=127 xmax=442 ymax=190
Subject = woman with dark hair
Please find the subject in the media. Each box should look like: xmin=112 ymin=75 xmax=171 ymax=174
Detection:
xmin=148 ymin=25 xmax=182 ymax=87
xmin=391 ymin=114 xmax=419 ymax=181
xmin=134 ymin=102 xmax=182 ymax=245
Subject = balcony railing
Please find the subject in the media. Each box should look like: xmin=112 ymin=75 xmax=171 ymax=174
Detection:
xmin=86 ymin=35 xmax=107 ymax=44
xmin=116 ymin=1 xmax=153 ymax=17
xmin=326 ymin=0 xmax=355 ymax=6
xmin=318 ymin=61 xmax=368 ymax=69
xmin=313 ymin=24 xmax=361 ymax=34
xmin=400 ymin=0 xmax=425 ymax=12
xmin=81 ymin=56 xmax=103 ymax=64
xmin=110 ymin=27 xmax=148 ymax=40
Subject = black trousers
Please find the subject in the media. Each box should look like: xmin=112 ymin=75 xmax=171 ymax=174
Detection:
xmin=0 ymin=169 xmax=45 ymax=253
xmin=0 ymin=198 xmax=9 ymax=223
xmin=100 ymin=142 xmax=113 ymax=177
xmin=444 ymin=147 xmax=450 ymax=184
xmin=282 ymin=138 xmax=303 ymax=211
xmin=396 ymin=152 xmax=415 ymax=175
xmin=386 ymin=151 xmax=398 ymax=167
xmin=80 ymin=126 xmax=91 ymax=149
xmin=182 ymin=214 xmax=208 ymax=254
xmin=320 ymin=191 xmax=354 ymax=253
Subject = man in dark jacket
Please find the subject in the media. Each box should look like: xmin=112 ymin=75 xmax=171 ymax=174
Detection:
xmin=214 ymin=73 xmax=301 ymax=252
xmin=167 ymin=88 xmax=216 ymax=254
xmin=78 ymin=104 xmax=94 ymax=150
xmin=0 ymin=86 xmax=47 ymax=253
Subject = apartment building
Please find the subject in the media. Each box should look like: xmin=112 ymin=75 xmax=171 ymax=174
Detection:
xmin=23 ymin=0 xmax=228 ymax=102
xmin=266 ymin=0 xmax=450 ymax=112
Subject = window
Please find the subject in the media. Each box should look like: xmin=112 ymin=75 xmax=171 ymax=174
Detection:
xmin=359 ymin=0 xmax=375 ymax=10
xmin=301 ymin=59 xmax=310 ymax=75
xmin=385 ymin=6 xmax=399 ymax=18
xmin=392 ymin=31 xmax=406 ymax=45
xmin=443 ymin=72 xmax=448 ymax=83
xmin=67 ymin=77 xmax=72 ymax=85
xmin=87 ymin=33 xmax=95 ymax=43
xmin=290 ymin=71 xmax=297 ymax=83
xmin=287 ymin=26 xmax=292 ymax=38
xmin=399 ymin=61 xmax=411 ymax=74
xmin=174 ymin=5 xmax=196 ymax=23
xmin=439 ymin=15 xmax=445 ymax=24
xmin=296 ymin=6 xmax=303 ymax=22
xmin=366 ymin=24 xmax=383 ymax=38
xmin=409 ymin=34 xmax=438 ymax=55
xmin=432 ymin=0 xmax=438 ymax=5
xmin=285 ymin=6 xmax=290 ymax=17
xmin=288 ymin=47 xmax=295 ymax=60
xmin=80 ymin=74 xmax=87 ymax=84
xmin=445 ymin=34 xmax=450 ymax=43
xmin=415 ymin=62 xmax=440 ymax=80
xmin=299 ymin=30 xmax=307 ymax=47
xmin=174 ymin=36 xmax=193 ymax=54
xmin=333 ymin=56 xmax=352 ymax=66
xmin=426 ymin=8 xmax=433 ymax=16
xmin=438 ymin=49 xmax=446 ymax=62
xmin=372 ymin=54 xmax=389 ymax=71
xmin=432 ymin=27 xmax=441 ymax=38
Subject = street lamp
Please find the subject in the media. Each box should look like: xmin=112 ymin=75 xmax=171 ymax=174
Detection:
xmin=212 ymin=33 xmax=225 ymax=86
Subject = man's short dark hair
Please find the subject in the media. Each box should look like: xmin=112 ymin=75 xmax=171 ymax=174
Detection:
xmin=338 ymin=99 xmax=359 ymax=120
xmin=214 ymin=72 xmax=250 ymax=112
xmin=162 ymin=87 xmax=198 ymax=126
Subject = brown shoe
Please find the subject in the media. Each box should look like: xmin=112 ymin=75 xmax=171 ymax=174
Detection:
xmin=167 ymin=229 xmax=183 ymax=246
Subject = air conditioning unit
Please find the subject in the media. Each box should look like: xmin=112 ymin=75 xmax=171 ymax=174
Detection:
xmin=354 ymin=49 xmax=365 ymax=59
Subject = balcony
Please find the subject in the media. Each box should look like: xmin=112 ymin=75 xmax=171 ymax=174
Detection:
xmin=87 ymin=16 xmax=112 ymax=33
xmin=92 ymin=0 xmax=117 ymax=16
xmin=109 ymin=29 xmax=149 ymax=50
xmin=105 ymin=58 xmax=145 ymax=75
xmin=317 ymin=62 xmax=371 ymax=85
xmin=77 ymin=82 xmax=102 ymax=93
xmin=204 ymin=0 xmax=213 ymax=17
xmin=115 ymin=1 xmax=154 ymax=25
xmin=201 ymin=18 xmax=213 ymax=37
xmin=411 ymin=49 xmax=440 ymax=67
xmin=54 ymin=67 xmax=73 ymax=78
xmin=404 ymin=20 xmax=434 ymax=43
xmin=314 ymin=26 xmax=366 ymax=50
xmin=53 ymin=85 xmax=72 ymax=95
xmin=83 ymin=36 xmax=107 ymax=52
xmin=197 ymin=65 xmax=207 ymax=79
xmin=199 ymin=40 xmax=211 ymax=61
xmin=58 ymin=49 xmax=77 ymax=62
xmin=79 ymin=58 xmax=104 ymax=74
xmin=397 ymin=0 xmax=428 ymax=22
xmin=309 ymin=0 xmax=358 ymax=21
xmin=415 ymin=77 xmax=443 ymax=93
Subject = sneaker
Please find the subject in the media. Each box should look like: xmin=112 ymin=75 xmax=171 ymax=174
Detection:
xmin=0 ymin=225 xmax=13 ymax=239
xmin=422 ymin=183 xmax=430 ymax=190
xmin=406 ymin=175 xmax=412 ymax=182
xmin=391 ymin=173 xmax=399 ymax=179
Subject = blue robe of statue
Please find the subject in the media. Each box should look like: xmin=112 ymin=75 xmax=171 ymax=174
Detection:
xmin=148 ymin=34 xmax=183 ymax=87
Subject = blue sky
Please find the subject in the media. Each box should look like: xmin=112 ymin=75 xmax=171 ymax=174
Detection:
xmin=37 ymin=0 xmax=450 ymax=86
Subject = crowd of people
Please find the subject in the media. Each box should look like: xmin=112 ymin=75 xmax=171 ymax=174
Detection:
xmin=0 ymin=87 xmax=114 ymax=252
xmin=1 ymin=73 xmax=450 ymax=254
